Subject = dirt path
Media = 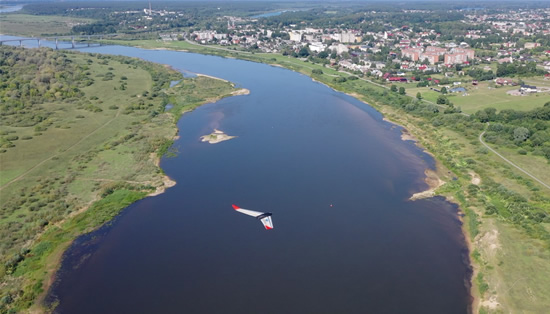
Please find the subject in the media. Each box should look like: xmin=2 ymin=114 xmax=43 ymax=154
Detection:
xmin=479 ymin=126 xmax=550 ymax=190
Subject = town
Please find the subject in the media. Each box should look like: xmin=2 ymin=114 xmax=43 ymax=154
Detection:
xmin=124 ymin=3 xmax=550 ymax=98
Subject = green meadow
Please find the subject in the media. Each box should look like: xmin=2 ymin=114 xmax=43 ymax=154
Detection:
xmin=0 ymin=14 xmax=95 ymax=37
xmin=397 ymin=81 xmax=550 ymax=114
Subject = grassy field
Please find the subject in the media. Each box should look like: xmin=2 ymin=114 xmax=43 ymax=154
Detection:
xmin=0 ymin=14 xmax=95 ymax=37
xmin=398 ymin=81 xmax=550 ymax=114
xmin=0 ymin=48 xmax=239 ymax=313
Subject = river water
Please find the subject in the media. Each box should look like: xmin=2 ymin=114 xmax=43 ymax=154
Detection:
xmin=0 ymin=5 xmax=23 ymax=14
xmin=6 ymin=42 xmax=471 ymax=313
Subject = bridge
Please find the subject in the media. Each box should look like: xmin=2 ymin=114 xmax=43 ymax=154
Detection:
xmin=0 ymin=34 xmax=117 ymax=49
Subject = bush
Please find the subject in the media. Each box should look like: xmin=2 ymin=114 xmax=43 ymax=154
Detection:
xmin=476 ymin=147 xmax=489 ymax=154
xmin=333 ymin=77 xmax=347 ymax=83
xmin=312 ymin=69 xmax=323 ymax=75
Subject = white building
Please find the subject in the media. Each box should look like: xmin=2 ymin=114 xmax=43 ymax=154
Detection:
xmin=289 ymin=31 xmax=302 ymax=42
xmin=309 ymin=42 xmax=326 ymax=53
xmin=329 ymin=43 xmax=349 ymax=55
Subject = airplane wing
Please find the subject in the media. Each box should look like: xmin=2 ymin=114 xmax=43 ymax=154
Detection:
xmin=232 ymin=204 xmax=274 ymax=230
xmin=232 ymin=204 xmax=263 ymax=217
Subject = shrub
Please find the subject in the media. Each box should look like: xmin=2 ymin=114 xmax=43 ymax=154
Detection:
xmin=312 ymin=69 xmax=323 ymax=75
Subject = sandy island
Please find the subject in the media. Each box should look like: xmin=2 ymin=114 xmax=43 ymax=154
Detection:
xmin=201 ymin=129 xmax=236 ymax=144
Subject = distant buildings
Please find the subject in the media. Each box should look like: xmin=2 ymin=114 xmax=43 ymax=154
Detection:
xmin=520 ymin=84 xmax=537 ymax=93
xmin=444 ymin=48 xmax=475 ymax=65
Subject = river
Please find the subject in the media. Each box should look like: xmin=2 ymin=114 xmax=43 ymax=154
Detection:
xmin=0 ymin=5 xmax=23 ymax=14
xmin=3 ymin=40 xmax=471 ymax=313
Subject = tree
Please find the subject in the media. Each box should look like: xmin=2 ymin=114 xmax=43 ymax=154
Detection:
xmin=298 ymin=47 xmax=310 ymax=58
xmin=437 ymin=95 xmax=447 ymax=104
xmin=441 ymin=87 xmax=448 ymax=94
xmin=513 ymin=127 xmax=530 ymax=143
xmin=416 ymin=92 xmax=422 ymax=100
xmin=399 ymin=87 xmax=406 ymax=95
xmin=391 ymin=85 xmax=397 ymax=92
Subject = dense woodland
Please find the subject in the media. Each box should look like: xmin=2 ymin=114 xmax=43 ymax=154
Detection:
xmin=0 ymin=48 xmax=88 ymax=128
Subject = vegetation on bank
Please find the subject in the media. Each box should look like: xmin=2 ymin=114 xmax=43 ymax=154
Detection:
xmin=0 ymin=14 xmax=96 ymax=37
xmin=0 ymin=45 xmax=238 ymax=313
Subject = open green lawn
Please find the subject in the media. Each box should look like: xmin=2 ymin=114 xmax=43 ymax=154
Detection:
xmin=404 ymin=81 xmax=550 ymax=114
xmin=0 ymin=14 xmax=95 ymax=36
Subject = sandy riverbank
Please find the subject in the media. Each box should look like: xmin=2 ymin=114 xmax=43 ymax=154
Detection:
xmin=409 ymin=169 xmax=446 ymax=200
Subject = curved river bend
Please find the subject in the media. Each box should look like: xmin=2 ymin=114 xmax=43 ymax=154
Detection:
xmin=39 ymin=45 xmax=471 ymax=313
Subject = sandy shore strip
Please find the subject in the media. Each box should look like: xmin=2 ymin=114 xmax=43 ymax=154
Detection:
xmin=409 ymin=168 xmax=446 ymax=200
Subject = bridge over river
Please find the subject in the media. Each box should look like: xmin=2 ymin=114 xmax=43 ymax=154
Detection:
xmin=0 ymin=34 xmax=116 ymax=49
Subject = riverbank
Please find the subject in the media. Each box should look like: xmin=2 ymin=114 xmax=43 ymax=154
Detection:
xmin=0 ymin=46 xmax=243 ymax=313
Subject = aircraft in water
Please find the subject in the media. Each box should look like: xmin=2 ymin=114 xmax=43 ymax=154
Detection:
xmin=232 ymin=204 xmax=274 ymax=230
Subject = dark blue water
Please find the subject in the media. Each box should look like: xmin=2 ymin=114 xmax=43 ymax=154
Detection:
xmin=37 ymin=45 xmax=471 ymax=313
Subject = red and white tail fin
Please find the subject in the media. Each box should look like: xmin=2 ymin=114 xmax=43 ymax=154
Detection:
xmin=260 ymin=216 xmax=274 ymax=230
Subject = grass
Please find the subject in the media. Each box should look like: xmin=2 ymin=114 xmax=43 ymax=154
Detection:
xmin=14 ymin=189 xmax=146 ymax=311
xmin=165 ymin=75 xmax=240 ymax=117
xmin=0 ymin=13 xmax=95 ymax=37
xmin=490 ymin=146 xmax=550 ymax=186
xmin=404 ymin=81 xmax=550 ymax=114
xmin=476 ymin=219 xmax=550 ymax=313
